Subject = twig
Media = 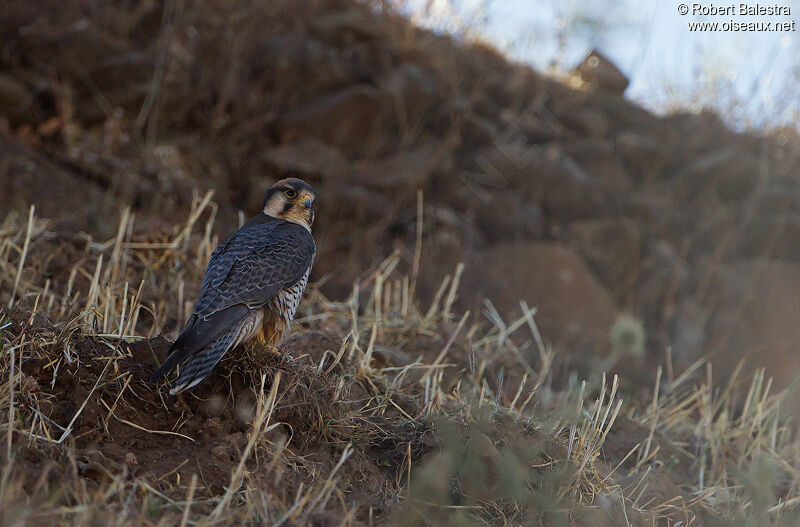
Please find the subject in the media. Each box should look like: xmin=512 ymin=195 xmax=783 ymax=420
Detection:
xmin=8 ymin=205 xmax=35 ymax=308
xmin=419 ymin=311 xmax=468 ymax=384
xmin=211 ymin=371 xmax=281 ymax=519
xmin=179 ymin=474 xmax=198 ymax=527
xmin=99 ymin=399 xmax=196 ymax=443
xmin=55 ymin=353 xmax=113 ymax=445
xmin=6 ymin=329 xmax=17 ymax=459
xmin=409 ymin=189 xmax=423 ymax=302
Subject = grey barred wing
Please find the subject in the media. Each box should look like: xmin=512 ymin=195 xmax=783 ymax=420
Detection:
xmin=194 ymin=219 xmax=316 ymax=318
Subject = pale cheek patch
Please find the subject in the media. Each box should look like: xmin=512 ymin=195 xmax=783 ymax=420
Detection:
xmin=263 ymin=195 xmax=286 ymax=217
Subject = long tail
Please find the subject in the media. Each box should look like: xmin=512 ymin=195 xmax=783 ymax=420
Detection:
xmin=158 ymin=309 xmax=263 ymax=394
xmin=168 ymin=326 xmax=240 ymax=394
xmin=151 ymin=304 xmax=251 ymax=384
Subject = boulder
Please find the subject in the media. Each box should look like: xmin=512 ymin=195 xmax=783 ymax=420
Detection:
xmin=567 ymin=218 xmax=642 ymax=303
xmin=379 ymin=63 xmax=437 ymax=126
xmin=0 ymin=137 xmax=107 ymax=232
xmin=466 ymin=142 xmax=609 ymax=222
xmin=542 ymin=153 xmax=610 ymax=221
xmin=735 ymin=212 xmax=800 ymax=263
xmin=0 ymin=74 xmax=31 ymax=121
xmin=506 ymin=108 xmax=575 ymax=143
xmin=356 ymin=139 xmax=447 ymax=192
xmin=753 ymin=180 xmax=800 ymax=215
xmin=702 ymin=260 xmax=800 ymax=391
xmin=0 ymin=73 xmax=45 ymax=127
xmin=461 ymin=110 xmax=500 ymax=146
xmin=280 ymin=85 xmax=387 ymax=156
xmin=310 ymin=7 xmax=382 ymax=44
xmin=573 ymin=49 xmax=629 ymax=95
xmin=263 ymin=137 xmax=349 ymax=180
xmin=474 ymin=190 xmax=545 ymax=243
xmin=633 ymin=239 xmax=692 ymax=337
xmin=479 ymin=242 xmax=618 ymax=357
xmin=672 ymin=146 xmax=759 ymax=203
xmin=562 ymin=138 xmax=633 ymax=193
xmin=615 ymin=131 xmax=667 ymax=183
xmin=467 ymin=141 xmax=542 ymax=185
xmin=564 ymin=106 xmax=611 ymax=137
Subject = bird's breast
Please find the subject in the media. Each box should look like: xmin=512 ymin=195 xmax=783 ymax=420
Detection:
xmin=258 ymin=264 xmax=313 ymax=347
xmin=273 ymin=265 xmax=312 ymax=324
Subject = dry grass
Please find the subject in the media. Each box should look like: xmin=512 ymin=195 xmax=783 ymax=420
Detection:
xmin=0 ymin=202 xmax=799 ymax=526
xmin=2 ymin=0 xmax=800 ymax=525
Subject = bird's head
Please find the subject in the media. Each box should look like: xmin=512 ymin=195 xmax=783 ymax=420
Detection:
xmin=262 ymin=178 xmax=317 ymax=230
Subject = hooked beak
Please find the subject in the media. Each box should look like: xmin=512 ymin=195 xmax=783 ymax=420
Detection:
xmin=299 ymin=195 xmax=313 ymax=209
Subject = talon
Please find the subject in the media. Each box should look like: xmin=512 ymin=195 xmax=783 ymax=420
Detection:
xmin=246 ymin=341 xmax=280 ymax=355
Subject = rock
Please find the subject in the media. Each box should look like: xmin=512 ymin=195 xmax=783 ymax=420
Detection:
xmin=553 ymin=96 xmax=613 ymax=138
xmin=379 ymin=63 xmax=436 ymax=126
xmin=0 ymin=74 xmax=30 ymax=120
xmin=321 ymin=184 xmax=395 ymax=222
xmin=664 ymin=110 xmax=733 ymax=150
xmin=466 ymin=142 xmax=609 ymax=222
xmin=613 ymin=191 xmax=671 ymax=222
xmin=475 ymin=190 xmax=545 ymax=242
xmin=616 ymin=131 xmax=667 ymax=183
xmin=735 ymin=212 xmax=800 ymax=263
xmin=542 ymin=153 xmax=610 ymax=221
xmin=574 ymin=49 xmax=629 ymax=95
xmin=562 ymin=139 xmax=633 ymax=193
xmin=467 ymin=141 xmax=542 ymax=185
xmin=753 ymin=180 xmax=800 ymax=214
xmin=310 ymin=7 xmax=382 ymax=44
xmin=415 ymin=230 xmax=473 ymax=308
xmin=670 ymin=298 xmax=706 ymax=364
xmin=357 ymin=140 xmax=446 ymax=192
xmin=470 ymin=93 xmax=501 ymax=120
xmin=0 ymin=137 xmax=107 ymax=229
xmin=673 ymin=147 xmax=759 ymax=203
xmin=462 ymin=110 xmax=500 ymax=145
xmin=263 ymin=137 xmax=349 ymax=180
xmin=260 ymin=36 xmax=357 ymax=94
xmin=280 ymin=85 xmax=387 ymax=156
xmin=683 ymin=207 xmax=735 ymax=261
xmin=567 ymin=107 xmax=611 ymax=137
xmin=702 ymin=260 xmax=800 ymax=392
xmin=0 ymin=73 xmax=47 ymax=127
xmin=211 ymin=445 xmax=230 ymax=460
xmin=480 ymin=243 xmax=618 ymax=357
xmin=633 ymin=239 xmax=694 ymax=354
xmin=567 ymin=218 xmax=642 ymax=303
xmin=502 ymin=107 xmax=574 ymax=143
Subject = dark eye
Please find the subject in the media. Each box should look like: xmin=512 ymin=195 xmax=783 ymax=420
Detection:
xmin=283 ymin=189 xmax=297 ymax=199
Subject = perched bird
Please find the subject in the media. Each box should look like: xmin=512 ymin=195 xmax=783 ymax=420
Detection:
xmin=151 ymin=178 xmax=316 ymax=394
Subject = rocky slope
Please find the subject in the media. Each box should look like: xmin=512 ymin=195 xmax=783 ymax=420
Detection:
xmin=2 ymin=0 xmax=800 ymax=394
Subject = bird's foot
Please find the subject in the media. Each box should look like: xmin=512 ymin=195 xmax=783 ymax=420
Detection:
xmin=245 ymin=341 xmax=281 ymax=365
xmin=263 ymin=344 xmax=281 ymax=355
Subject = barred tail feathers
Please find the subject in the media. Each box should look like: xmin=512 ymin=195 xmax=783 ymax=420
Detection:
xmin=168 ymin=310 xmax=263 ymax=394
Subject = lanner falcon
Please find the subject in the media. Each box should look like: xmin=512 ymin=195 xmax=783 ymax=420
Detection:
xmin=151 ymin=178 xmax=316 ymax=394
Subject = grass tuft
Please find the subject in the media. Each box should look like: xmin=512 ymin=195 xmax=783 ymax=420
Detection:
xmin=0 ymin=203 xmax=798 ymax=525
